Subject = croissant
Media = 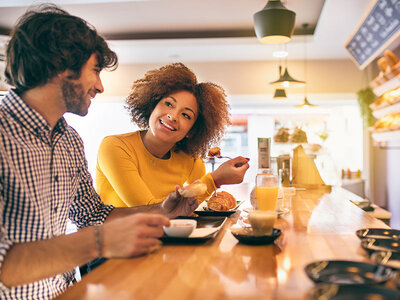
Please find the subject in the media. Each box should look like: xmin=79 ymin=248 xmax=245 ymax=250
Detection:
xmin=207 ymin=191 xmax=237 ymax=211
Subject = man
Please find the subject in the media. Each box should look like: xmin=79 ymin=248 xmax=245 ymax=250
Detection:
xmin=0 ymin=5 xmax=197 ymax=299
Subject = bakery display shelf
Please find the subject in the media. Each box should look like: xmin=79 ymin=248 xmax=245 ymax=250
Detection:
xmin=372 ymin=76 xmax=400 ymax=97
xmin=371 ymin=130 xmax=400 ymax=147
xmin=372 ymin=101 xmax=400 ymax=119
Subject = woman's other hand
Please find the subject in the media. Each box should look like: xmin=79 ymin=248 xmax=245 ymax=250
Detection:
xmin=211 ymin=156 xmax=250 ymax=187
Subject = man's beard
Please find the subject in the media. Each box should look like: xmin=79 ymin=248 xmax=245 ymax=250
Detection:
xmin=61 ymin=79 xmax=89 ymax=116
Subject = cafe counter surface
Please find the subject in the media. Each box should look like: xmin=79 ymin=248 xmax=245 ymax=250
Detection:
xmin=56 ymin=186 xmax=389 ymax=300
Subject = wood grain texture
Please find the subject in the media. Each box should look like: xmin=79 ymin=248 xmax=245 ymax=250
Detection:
xmin=55 ymin=186 xmax=389 ymax=300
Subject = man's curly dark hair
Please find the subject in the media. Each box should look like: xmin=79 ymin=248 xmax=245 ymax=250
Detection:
xmin=125 ymin=63 xmax=231 ymax=158
xmin=5 ymin=4 xmax=118 ymax=94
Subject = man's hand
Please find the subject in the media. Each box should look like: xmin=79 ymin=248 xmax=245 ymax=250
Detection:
xmin=161 ymin=188 xmax=198 ymax=218
xmin=211 ymin=156 xmax=250 ymax=187
xmin=103 ymin=213 xmax=169 ymax=258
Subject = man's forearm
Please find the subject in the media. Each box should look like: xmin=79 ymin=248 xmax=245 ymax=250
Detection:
xmin=0 ymin=226 xmax=98 ymax=287
xmin=106 ymin=203 xmax=164 ymax=222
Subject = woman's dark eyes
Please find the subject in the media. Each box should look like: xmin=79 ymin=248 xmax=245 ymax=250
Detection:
xmin=164 ymin=100 xmax=191 ymax=120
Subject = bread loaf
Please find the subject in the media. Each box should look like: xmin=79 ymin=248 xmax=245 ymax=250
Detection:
xmin=384 ymin=50 xmax=399 ymax=68
xmin=377 ymin=57 xmax=389 ymax=72
xmin=178 ymin=182 xmax=207 ymax=197
xmin=207 ymin=191 xmax=236 ymax=211
xmin=208 ymin=147 xmax=221 ymax=157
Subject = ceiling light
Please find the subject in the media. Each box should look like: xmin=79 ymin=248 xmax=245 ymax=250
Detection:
xmin=270 ymin=67 xmax=305 ymax=88
xmin=295 ymin=97 xmax=318 ymax=108
xmin=273 ymin=88 xmax=287 ymax=99
xmin=253 ymin=0 xmax=296 ymax=44
xmin=273 ymin=50 xmax=288 ymax=58
xmin=295 ymin=23 xmax=317 ymax=108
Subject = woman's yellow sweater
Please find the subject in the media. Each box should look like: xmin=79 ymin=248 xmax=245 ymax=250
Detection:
xmin=96 ymin=131 xmax=216 ymax=207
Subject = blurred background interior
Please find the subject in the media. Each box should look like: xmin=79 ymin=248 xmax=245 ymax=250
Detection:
xmin=0 ymin=0 xmax=399 ymax=227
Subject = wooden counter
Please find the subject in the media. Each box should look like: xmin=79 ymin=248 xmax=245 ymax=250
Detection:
xmin=56 ymin=186 xmax=389 ymax=300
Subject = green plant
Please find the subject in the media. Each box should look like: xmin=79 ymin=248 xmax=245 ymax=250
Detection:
xmin=356 ymin=87 xmax=376 ymax=127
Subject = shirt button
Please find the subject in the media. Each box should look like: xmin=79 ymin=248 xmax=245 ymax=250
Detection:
xmin=54 ymin=175 xmax=59 ymax=182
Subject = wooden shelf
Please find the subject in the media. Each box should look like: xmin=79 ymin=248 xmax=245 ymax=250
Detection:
xmin=372 ymin=101 xmax=400 ymax=119
xmin=372 ymin=75 xmax=400 ymax=97
xmin=371 ymin=130 xmax=400 ymax=147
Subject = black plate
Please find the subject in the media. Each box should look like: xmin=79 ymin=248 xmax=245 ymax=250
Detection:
xmin=194 ymin=210 xmax=237 ymax=217
xmin=356 ymin=228 xmax=400 ymax=240
xmin=372 ymin=251 xmax=400 ymax=269
xmin=309 ymin=283 xmax=400 ymax=300
xmin=194 ymin=201 xmax=241 ymax=217
xmin=160 ymin=216 xmax=226 ymax=244
xmin=393 ymin=270 xmax=400 ymax=289
xmin=361 ymin=238 xmax=400 ymax=255
xmin=230 ymin=228 xmax=281 ymax=245
xmin=304 ymin=260 xmax=393 ymax=285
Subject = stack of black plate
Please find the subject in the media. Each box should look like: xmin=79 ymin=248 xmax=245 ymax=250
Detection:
xmin=305 ymin=260 xmax=399 ymax=299
xmin=356 ymin=228 xmax=400 ymax=268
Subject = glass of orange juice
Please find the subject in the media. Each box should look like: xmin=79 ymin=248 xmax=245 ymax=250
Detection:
xmin=255 ymin=169 xmax=279 ymax=211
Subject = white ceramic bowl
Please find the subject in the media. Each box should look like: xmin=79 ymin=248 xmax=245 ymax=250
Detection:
xmin=163 ymin=219 xmax=197 ymax=238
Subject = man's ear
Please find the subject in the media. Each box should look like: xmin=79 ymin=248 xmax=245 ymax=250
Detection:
xmin=57 ymin=69 xmax=75 ymax=80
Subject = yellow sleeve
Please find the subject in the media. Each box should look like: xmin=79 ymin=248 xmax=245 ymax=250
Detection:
xmin=188 ymin=157 xmax=217 ymax=203
xmin=97 ymin=136 xmax=164 ymax=206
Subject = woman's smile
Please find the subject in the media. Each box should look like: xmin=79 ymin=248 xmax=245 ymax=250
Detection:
xmin=159 ymin=119 xmax=177 ymax=131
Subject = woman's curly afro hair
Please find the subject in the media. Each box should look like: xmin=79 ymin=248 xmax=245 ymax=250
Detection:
xmin=125 ymin=63 xmax=231 ymax=158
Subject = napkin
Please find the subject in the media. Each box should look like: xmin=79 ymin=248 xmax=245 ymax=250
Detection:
xmin=292 ymin=145 xmax=331 ymax=190
xmin=189 ymin=228 xmax=219 ymax=238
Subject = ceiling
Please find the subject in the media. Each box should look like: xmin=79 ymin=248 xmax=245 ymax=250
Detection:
xmin=0 ymin=0 xmax=375 ymax=64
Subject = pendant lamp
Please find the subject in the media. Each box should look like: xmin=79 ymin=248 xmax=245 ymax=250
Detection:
xmin=253 ymin=0 xmax=296 ymax=44
xmin=295 ymin=97 xmax=317 ymax=108
xmin=270 ymin=67 xmax=305 ymax=88
xmin=273 ymin=88 xmax=287 ymax=99
xmin=295 ymin=24 xmax=317 ymax=108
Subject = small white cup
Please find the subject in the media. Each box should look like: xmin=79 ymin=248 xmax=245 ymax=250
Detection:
xmin=248 ymin=210 xmax=277 ymax=236
xmin=163 ymin=219 xmax=197 ymax=237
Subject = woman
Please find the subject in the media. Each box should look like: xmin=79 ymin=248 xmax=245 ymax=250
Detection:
xmin=96 ymin=63 xmax=249 ymax=207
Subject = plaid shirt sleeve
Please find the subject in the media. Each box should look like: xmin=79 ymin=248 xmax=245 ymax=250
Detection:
xmin=67 ymin=128 xmax=114 ymax=229
xmin=0 ymin=178 xmax=14 ymax=278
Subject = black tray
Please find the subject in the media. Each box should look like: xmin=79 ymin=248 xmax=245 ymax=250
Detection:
xmin=372 ymin=251 xmax=400 ymax=269
xmin=361 ymin=238 xmax=400 ymax=255
xmin=356 ymin=228 xmax=400 ymax=240
xmin=304 ymin=260 xmax=393 ymax=285
xmin=309 ymin=283 xmax=400 ymax=300
xmin=160 ymin=216 xmax=226 ymax=244
xmin=230 ymin=228 xmax=281 ymax=245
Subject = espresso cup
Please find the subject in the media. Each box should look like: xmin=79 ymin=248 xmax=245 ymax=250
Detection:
xmin=248 ymin=210 xmax=277 ymax=236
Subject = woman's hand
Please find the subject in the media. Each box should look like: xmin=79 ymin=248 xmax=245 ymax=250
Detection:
xmin=210 ymin=156 xmax=250 ymax=187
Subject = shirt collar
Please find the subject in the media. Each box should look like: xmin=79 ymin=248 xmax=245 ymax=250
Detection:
xmin=2 ymin=89 xmax=68 ymax=136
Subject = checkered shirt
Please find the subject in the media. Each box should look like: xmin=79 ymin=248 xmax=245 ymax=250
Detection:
xmin=0 ymin=90 xmax=114 ymax=299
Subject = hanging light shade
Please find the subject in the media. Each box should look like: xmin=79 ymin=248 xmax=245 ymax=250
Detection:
xmin=270 ymin=67 xmax=305 ymax=88
xmin=273 ymin=88 xmax=287 ymax=99
xmin=294 ymin=24 xmax=318 ymax=108
xmin=295 ymin=97 xmax=317 ymax=108
xmin=253 ymin=0 xmax=296 ymax=44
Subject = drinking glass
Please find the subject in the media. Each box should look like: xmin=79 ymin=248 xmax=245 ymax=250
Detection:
xmin=255 ymin=169 xmax=279 ymax=211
